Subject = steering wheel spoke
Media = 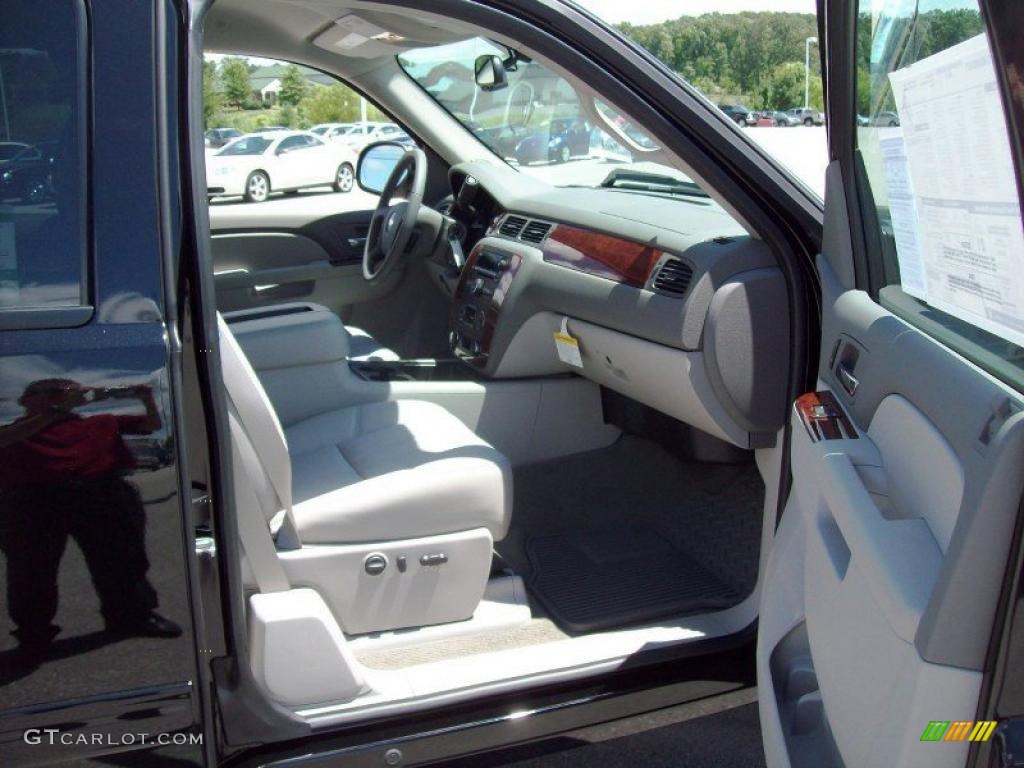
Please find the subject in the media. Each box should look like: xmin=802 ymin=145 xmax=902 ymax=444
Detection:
xmin=362 ymin=148 xmax=427 ymax=282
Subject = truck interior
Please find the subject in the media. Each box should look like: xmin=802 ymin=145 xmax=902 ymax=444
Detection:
xmin=191 ymin=0 xmax=798 ymax=728
xmin=187 ymin=7 xmax=1024 ymax=768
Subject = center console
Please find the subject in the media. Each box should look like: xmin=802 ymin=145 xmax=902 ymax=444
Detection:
xmin=450 ymin=244 xmax=521 ymax=369
xmin=349 ymin=358 xmax=485 ymax=382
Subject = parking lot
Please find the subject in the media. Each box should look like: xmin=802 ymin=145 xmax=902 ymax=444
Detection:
xmin=206 ymin=127 xmax=829 ymax=223
xmin=208 ymin=183 xmax=379 ymax=220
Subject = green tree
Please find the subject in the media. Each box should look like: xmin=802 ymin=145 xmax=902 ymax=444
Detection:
xmin=279 ymin=104 xmax=298 ymax=128
xmin=300 ymin=83 xmax=361 ymax=124
xmin=856 ymin=68 xmax=871 ymax=115
xmin=808 ymin=69 xmax=824 ymax=111
xmin=220 ymin=57 xmax=251 ymax=108
xmin=279 ymin=64 xmax=309 ymax=107
xmin=765 ymin=61 xmax=805 ymax=110
xmin=921 ymin=9 xmax=983 ymax=57
xmin=202 ymin=59 xmax=222 ymax=128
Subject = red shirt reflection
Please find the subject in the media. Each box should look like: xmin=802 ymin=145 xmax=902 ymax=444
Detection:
xmin=0 ymin=378 xmax=159 ymax=489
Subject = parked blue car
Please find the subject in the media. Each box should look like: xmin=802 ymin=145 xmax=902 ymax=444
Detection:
xmin=513 ymin=118 xmax=590 ymax=164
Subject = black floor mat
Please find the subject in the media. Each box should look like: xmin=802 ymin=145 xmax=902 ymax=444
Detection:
xmin=525 ymin=528 xmax=741 ymax=634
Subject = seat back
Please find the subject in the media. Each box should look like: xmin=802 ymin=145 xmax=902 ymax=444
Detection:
xmin=218 ymin=314 xmax=298 ymax=544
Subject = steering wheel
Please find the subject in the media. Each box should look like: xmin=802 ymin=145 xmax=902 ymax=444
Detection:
xmin=363 ymin=147 xmax=427 ymax=281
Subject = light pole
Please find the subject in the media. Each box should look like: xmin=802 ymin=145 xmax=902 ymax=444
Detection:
xmin=804 ymin=36 xmax=818 ymax=110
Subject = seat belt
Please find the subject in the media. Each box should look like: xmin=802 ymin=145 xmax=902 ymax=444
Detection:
xmin=218 ymin=313 xmax=295 ymax=593
xmin=230 ymin=418 xmax=290 ymax=593
xmin=217 ymin=314 xmax=294 ymax=524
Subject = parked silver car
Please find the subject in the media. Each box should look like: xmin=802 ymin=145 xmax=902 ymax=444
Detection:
xmin=763 ymin=110 xmax=799 ymax=126
xmin=871 ymin=110 xmax=900 ymax=126
xmin=787 ymin=107 xmax=825 ymax=126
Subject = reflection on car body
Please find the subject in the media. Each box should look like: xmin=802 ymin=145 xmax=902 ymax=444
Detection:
xmin=0 ymin=141 xmax=54 ymax=204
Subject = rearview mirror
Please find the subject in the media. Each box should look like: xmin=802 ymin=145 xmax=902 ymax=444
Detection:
xmin=474 ymin=54 xmax=508 ymax=92
xmin=357 ymin=141 xmax=407 ymax=194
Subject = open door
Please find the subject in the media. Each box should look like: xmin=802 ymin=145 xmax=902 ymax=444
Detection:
xmin=757 ymin=2 xmax=1024 ymax=767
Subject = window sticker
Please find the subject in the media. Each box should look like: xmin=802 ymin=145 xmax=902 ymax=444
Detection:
xmin=879 ymin=133 xmax=927 ymax=298
xmin=888 ymin=34 xmax=1024 ymax=347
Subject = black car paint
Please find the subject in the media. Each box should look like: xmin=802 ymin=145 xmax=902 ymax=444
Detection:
xmin=0 ymin=144 xmax=55 ymax=204
xmin=0 ymin=1 xmax=202 ymax=765
xmin=2 ymin=1 xmax=1018 ymax=768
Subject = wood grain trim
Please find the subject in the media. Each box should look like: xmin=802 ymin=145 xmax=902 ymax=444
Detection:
xmin=451 ymin=244 xmax=522 ymax=368
xmin=541 ymin=224 xmax=664 ymax=288
xmin=794 ymin=390 xmax=858 ymax=441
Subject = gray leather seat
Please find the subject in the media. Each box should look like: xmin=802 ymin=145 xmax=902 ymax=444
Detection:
xmin=219 ymin=312 xmax=512 ymax=634
xmin=287 ymin=400 xmax=511 ymax=543
xmin=222 ymin=304 xmax=398 ymax=362
xmin=345 ymin=325 xmax=399 ymax=362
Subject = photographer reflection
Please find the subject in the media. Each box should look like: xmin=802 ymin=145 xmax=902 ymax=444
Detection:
xmin=0 ymin=378 xmax=181 ymax=663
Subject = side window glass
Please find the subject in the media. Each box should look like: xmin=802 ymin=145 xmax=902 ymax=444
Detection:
xmin=0 ymin=0 xmax=88 ymax=311
xmin=855 ymin=2 xmax=1024 ymax=388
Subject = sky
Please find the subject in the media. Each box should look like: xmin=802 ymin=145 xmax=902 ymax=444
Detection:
xmin=571 ymin=0 xmax=817 ymax=26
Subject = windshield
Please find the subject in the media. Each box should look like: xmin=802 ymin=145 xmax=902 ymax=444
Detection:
xmin=398 ymin=38 xmax=705 ymax=195
xmin=217 ymin=136 xmax=272 ymax=156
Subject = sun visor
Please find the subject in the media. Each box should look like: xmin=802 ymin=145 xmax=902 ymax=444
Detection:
xmin=313 ymin=12 xmax=458 ymax=58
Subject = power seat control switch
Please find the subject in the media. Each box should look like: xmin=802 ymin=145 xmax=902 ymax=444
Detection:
xmin=419 ymin=553 xmax=449 ymax=567
xmin=364 ymin=553 xmax=388 ymax=576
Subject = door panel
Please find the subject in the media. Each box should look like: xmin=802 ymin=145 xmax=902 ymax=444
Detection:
xmin=208 ymin=182 xmax=455 ymax=358
xmin=759 ymin=254 xmax=1024 ymax=768
xmin=759 ymin=0 xmax=1024 ymax=764
xmin=210 ymin=210 xmax=397 ymax=316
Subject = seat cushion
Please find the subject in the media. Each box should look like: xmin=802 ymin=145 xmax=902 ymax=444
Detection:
xmin=345 ymin=325 xmax=399 ymax=362
xmin=286 ymin=400 xmax=511 ymax=544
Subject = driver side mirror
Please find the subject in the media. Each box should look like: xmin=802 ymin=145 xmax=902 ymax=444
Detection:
xmin=474 ymin=54 xmax=508 ymax=92
xmin=357 ymin=141 xmax=408 ymax=194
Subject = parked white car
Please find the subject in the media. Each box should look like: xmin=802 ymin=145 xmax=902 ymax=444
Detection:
xmin=338 ymin=122 xmax=408 ymax=150
xmin=310 ymin=122 xmax=356 ymax=141
xmin=206 ymin=131 xmax=357 ymax=202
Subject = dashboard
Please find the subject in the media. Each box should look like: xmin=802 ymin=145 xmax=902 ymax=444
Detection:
xmin=443 ymin=160 xmax=791 ymax=450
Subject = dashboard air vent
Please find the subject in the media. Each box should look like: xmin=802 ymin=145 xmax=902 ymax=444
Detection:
xmin=519 ymin=220 xmax=553 ymax=244
xmin=499 ymin=215 xmax=528 ymax=239
xmin=651 ymin=259 xmax=693 ymax=297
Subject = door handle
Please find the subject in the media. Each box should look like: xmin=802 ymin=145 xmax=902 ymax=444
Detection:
xmin=836 ymin=362 xmax=859 ymax=397
xmin=347 ymin=237 xmax=367 ymax=249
